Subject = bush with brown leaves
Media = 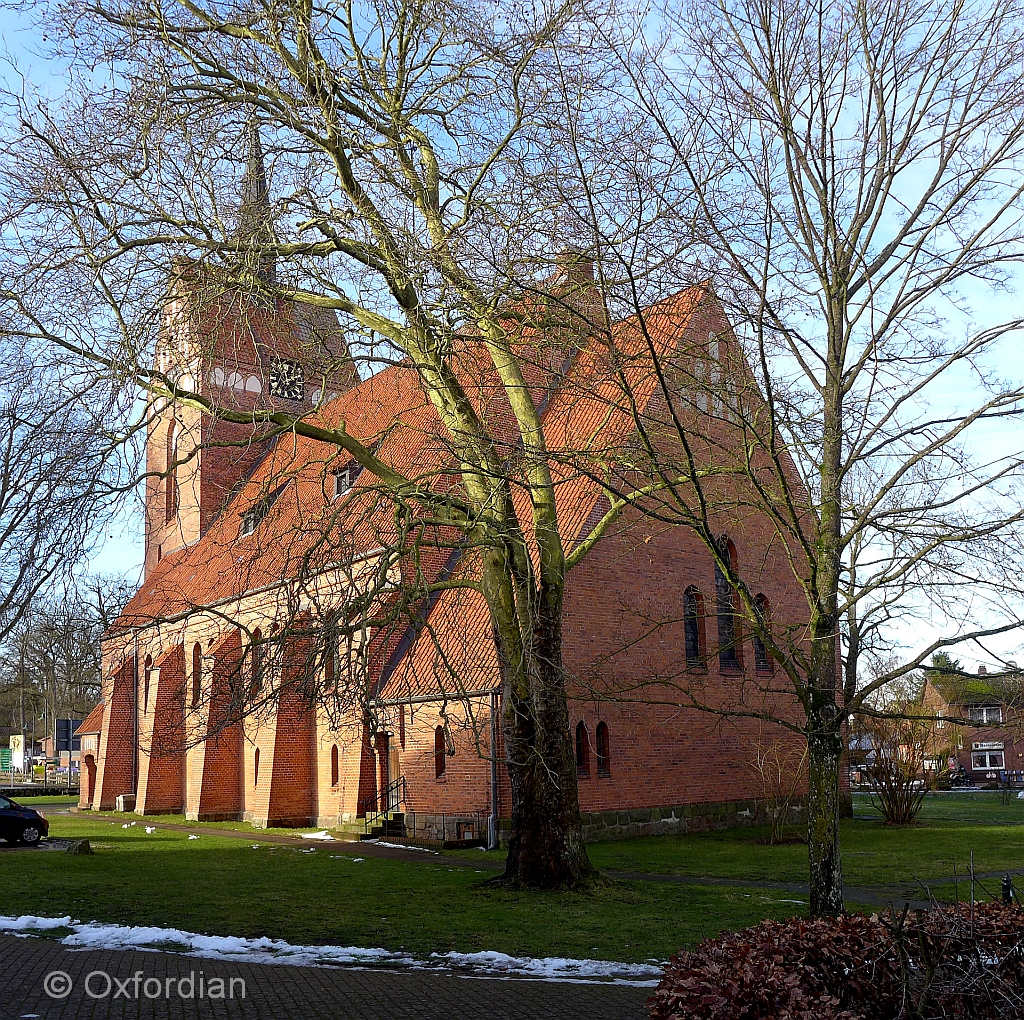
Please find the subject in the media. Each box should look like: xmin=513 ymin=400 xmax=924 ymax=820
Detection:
xmin=649 ymin=903 xmax=1024 ymax=1020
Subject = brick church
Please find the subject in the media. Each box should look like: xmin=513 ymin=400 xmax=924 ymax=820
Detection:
xmin=80 ymin=142 xmax=810 ymax=843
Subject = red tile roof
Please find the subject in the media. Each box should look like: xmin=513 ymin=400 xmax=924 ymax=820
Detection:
xmin=78 ymin=702 xmax=106 ymax=736
xmin=114 ymin=283 xmax=709 ymax=703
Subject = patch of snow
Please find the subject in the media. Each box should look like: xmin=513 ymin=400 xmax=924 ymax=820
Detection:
xmin=187 ymin=834 xmax=199 ymax=840
xmin=432 ymin=949 xmax=663 ymax=985
xmin=144 ymin=826 xmax=156 ymax=834
xmin=351 ymin=857 xmax=365 ymax=862
xmin=0 ymin=915 xmax=74 ymax=931
xmin=373 ymin=841 xmax=438 ymax=854
xmin=0 ymin=916 xmax=663 ymax=986
xmin=300 ymin=831 xmax=335 ymax=841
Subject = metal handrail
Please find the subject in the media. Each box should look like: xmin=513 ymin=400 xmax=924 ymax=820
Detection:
xmin=361 ymin=775 xmax=406 ymax=833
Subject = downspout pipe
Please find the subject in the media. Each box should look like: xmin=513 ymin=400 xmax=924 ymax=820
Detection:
xmin=489 ymin=690 xmax=499 ymax=850
xmin=133 ymin=630 xmax=139 ymax=794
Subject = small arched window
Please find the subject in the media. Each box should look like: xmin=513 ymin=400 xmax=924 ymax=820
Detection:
xmin=684 ymin=587 xmax=705 ymax=667
xmin=250 ymin=628 xmax=264 ymax=696
xmin=191 ymin=643 xmax=202 ymax=708
xmin=254 ymin=747 xmax=260 ymax=787
xmin=331 ymin=745 xmax=339 ymax=787
xmin=753 ymin=594 xmax=772 ymax=673
xmin=164 ymin=419 xmax=178 ymax=522
xmin=434 ymin=724 xmax=446 ymax=778
xmin=715 ymin=539 xmax=742 ymax=670
xmin=575 ymin=720 xmax=590 ymax=777
xmin=142 ymin=655 xmax=153 ymax=713
xmin=596 ymin=721 xmax=610 ymax=777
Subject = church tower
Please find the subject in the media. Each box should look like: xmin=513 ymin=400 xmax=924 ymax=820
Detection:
xmin=143 ymin=126 xmax=360 ymax=577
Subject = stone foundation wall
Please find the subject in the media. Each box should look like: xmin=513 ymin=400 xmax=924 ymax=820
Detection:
xmin=579 ymin=793 xmax=851 ymax=842
xmin=403 ymin=811 xmax=489 ymax=843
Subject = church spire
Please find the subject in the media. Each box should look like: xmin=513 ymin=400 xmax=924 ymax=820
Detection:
xmin=234 ymin=119 xmax=277 ymax=284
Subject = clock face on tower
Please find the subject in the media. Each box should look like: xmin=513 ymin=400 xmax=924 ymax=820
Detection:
xmin=268 ymin=358 xmax=305 ymax=400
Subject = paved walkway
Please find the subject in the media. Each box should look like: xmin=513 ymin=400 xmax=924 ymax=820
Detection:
xmin=0 ymin=935 xmax=650 ymax=1019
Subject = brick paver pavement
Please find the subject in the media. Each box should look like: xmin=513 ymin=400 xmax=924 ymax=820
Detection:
xmin=0 ymin=935 xmax=650 ymax=1019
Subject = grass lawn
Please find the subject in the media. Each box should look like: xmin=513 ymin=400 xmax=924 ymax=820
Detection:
xmin=4 ymin=791 xmax=1021 ymax=963
xmin=10 ymin=796 xmax=81 ymax=808
xmin=853 ymin=790 xmax=1024 ymax=825
xmin=584 ymin=792 xmax=1024 ymax=888
xmin=0 ymin=813 xmax=805 ymax=963
xmin=15 ymin=798 xmax=324 ymax=838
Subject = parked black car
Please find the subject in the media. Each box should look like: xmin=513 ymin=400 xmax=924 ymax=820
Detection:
xmin=0 ymin=795 xmax=49 ymax=844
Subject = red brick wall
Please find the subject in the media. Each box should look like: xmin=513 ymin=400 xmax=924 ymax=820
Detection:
xmin=264 ymin=686 xmax=316 ymax=826
xmin=395 ymin=699 xmax=499 ymax=821
xmin=79 ymin=754 xmax=98 ymax=809
xmin=135 ymin=643 xmax=186 ymax=815
xmin=242 ymin=627 xmax=317 ymax=827
xmin=312 ymin=717 xmax=367 ymax=826
xmin=145 ymin=287 xmax=360 ymax=578
xmin=559 ymin=501 xmax=808 ymax=811
xmin=93 ymin=657 xmax=136 ymax=810
xmin=184 ymin=630 xmax=243 ymax=821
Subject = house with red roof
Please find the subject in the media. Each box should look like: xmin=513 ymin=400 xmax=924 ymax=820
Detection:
xmin=921 ymin=665 xmax=1024 ymax=784
xmin=83 ymin=145 xmax=814 ymax=843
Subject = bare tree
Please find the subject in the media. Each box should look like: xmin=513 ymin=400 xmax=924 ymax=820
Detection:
xmin=561 ymin=0 xmax=1024 ymax=914
xmin=0 ymin=574 xmax=136 ymax=736
xmin=0 ymin=0 xmax=702 ymax=889
xmin=0 ymin=347 xmax=128 ymax=642
xmin=862 ymin=685 xmax=958 ymax=827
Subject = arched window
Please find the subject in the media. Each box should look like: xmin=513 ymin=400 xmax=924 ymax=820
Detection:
xmin=596 ymin=722 xmax=610 ymax=777
xmin=331 ymin=745 xmax=339 ymax=787
xmin=142 ymin=655 xmax=153 ymax=713
xmin=434 ymin=725 xmax=446 ymax=778
xmin=753 ymin=594 xmax=772 ymax=673
xmin=164 ymin=419 xmax=178 ymax=522
xmin=575 ymin=720 xmax=590 ymax=777
xmin=250 ymin=628 xmax=264 ymax=697
xmin=684 ymin=587 xmax=705 ymax=667
xmin=715 ymin=539 xmax=742 ymax=670
xmin=254 ymin=747 xmax=260 ymax=787
xmin=191 ymin=643 xmax=202 ymax=708
xmin=692 ymin=332 xmax=721 ymax=417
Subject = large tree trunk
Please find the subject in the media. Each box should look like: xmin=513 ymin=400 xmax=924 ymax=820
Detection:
xmin=806 ymin=333 xmax=846 ymax=917
xmin=491 ymin=570 xmax=598 ymax=889
xmin=500 ymin=668 xmax=597 ymax=890
xmin=806 ymin=720 xmax=844 ymax=917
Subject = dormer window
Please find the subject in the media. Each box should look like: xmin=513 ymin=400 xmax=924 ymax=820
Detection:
xmin=333 ymin=461 xmax=364 ymax=498
xmin=241 ymin=485 xmax=285 ymax=536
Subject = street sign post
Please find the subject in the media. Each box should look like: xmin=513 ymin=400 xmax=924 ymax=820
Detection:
xmin=55 ymin=719 xmax=83 ymax=753
xmin=55 ymin=720 xmax=83 ymax=792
